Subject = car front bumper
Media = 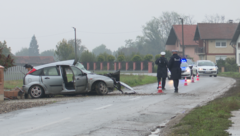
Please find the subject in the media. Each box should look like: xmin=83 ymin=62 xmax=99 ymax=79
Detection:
xmin=198 ymin=70 xmax=217 ymax=75
xmin=181 ymin=71 xmax=191 ymax=78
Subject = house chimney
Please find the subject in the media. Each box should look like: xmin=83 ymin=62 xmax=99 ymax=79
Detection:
xmin=228 ymin=20 xmax=233 ymax=23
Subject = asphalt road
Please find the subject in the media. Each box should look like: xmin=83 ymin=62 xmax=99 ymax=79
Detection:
xmin=0 ymin=76 xmax=235 ymax=136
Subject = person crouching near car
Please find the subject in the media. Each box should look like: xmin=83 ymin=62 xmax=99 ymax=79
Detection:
xmin=23 ymin=64 xmax=33 ymax=72
xmin=155 ymin=52 xmax=168 ymax=90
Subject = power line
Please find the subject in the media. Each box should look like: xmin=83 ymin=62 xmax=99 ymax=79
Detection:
xmin=77 ymin=30 xmax=141 ymax=34
xmin=0 ymin=30 xmax=141 ymax=40
xmin=0 ymin=31 xmax=72 ymax=40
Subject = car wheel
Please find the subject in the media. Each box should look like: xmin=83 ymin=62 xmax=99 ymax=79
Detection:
xmin=96 ymin=82 xmax=108 ymax=95
xmin=214 ymin=75 xmax=217 ymax=77
xmin=209 ymin=75 xmax=212 ymax=77
xmin=29 ymin=85 xmax=44 ymax=98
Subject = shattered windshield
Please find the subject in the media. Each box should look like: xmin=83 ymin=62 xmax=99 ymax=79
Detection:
xmin=75 ymin=62 xmax=92 ymax=74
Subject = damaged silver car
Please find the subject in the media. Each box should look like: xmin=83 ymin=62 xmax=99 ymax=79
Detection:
xmin=22 ymin=60 xmax=133 ymax=98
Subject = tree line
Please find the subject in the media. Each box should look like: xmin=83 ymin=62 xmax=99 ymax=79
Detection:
xmin=1 ymin=12 xmax=238 ymax=69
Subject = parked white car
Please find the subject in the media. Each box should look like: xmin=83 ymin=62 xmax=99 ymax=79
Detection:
xmin=192 ymin=60 xmax=218 ymax=77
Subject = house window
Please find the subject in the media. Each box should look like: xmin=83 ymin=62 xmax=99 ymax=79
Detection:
xmin=216 ymin=40 xmax=227 ymax=48
xmin=238 ymin=43 xmax=240 ymax=50
xmin=215 ymin=56 xmax=227 ymax=63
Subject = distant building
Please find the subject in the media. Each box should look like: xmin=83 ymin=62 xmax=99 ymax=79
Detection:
xmin=15 ymin=56 xmax=55 ymax=66
xmin=165 ymin=25 xmax=200 ymax=61
xmin=230 ymin=23 xmax=240 ymax=66
xmin=193 ymin=23 xmax=238 ymax=63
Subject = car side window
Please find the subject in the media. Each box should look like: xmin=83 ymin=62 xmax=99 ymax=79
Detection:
xmin=71 ymin=66 xmax=83 ymax=76
xmin=43 ymin=67 xmax=59 ymax=76
xmin=30 ymin=69 xmax=43 ymax=76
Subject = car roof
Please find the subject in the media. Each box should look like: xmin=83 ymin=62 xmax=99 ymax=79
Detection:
xmin=34 ymin=60 xmax=74 ymax=70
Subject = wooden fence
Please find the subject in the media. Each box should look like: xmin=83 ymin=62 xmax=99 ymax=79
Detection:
xmin=4 ymin=66 xmax=28 ymax=81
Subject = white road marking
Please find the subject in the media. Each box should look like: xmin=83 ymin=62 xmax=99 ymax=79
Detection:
xmin=12 ymin=117 xmax=70 ymax=136
xmin=94 ymin=104 xmax=112 ymax=110
xmin=129 ymin=97 xmax=141 ymax=101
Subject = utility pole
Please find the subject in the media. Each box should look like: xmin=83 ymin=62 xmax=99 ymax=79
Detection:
xmin=72 ymin=27 xmax=77 ymax=60
xmin=179 ymin=18 xmax=185 ymax=58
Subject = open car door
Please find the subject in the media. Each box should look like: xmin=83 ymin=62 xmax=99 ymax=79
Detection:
xmin=70 ymin=66 xmax=87 ymax=93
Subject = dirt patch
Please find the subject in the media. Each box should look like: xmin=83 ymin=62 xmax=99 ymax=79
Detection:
xmin=0 ymin=97 xmax=77 ymax=114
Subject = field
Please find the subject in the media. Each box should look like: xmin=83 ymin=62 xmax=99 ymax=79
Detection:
xmin=4 ymin=74 xmax=157 ymax=90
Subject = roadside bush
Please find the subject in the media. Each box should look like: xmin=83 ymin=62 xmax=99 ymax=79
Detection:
xmin=155 ymin=54 xmax=161 ymax=61
xmin=131 ymin=55 xmax=142 ymax=62
xmin=97 ymin=55 xmax=105 ymax=62
xmin=107 ymin=55 xmax=115 ymax=62
xmin=144 ymin=54 xmax=153 ymax=61
xmin=117 ymin=55 xmax=125 ymax=62
xmin=217 ymin=58 xmax=238 ymax=72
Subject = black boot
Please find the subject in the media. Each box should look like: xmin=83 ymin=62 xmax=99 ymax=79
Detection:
xmin=174 ymin=89 xmax=178 ymax=93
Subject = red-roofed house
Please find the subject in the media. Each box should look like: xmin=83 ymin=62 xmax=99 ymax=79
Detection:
xmin=165 ymin=25 xmax=200 ymax=61
xmin=230 ymin=23 xmax=240 ymax=66
xmin=194 ymin=23 xmax=238 ymax=62
xmin=15 ymin=56 xmax=56 ymax=66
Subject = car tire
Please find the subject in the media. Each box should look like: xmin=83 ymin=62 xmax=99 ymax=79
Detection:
xmin=209 ymin=75 xmax=212 ymax=77
xmin=95 ymin=82 xmax=108 ymax=95
xmin=29 ymin=85 xmax=44 ymax=98
xmin=214 ymin=75 xmax=217 ymax=77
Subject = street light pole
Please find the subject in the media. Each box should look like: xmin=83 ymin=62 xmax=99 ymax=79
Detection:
xmin=72 ymin=27 xmax=77 ymax=60
xmin=179 ymin=18 xmax=185 ymax=58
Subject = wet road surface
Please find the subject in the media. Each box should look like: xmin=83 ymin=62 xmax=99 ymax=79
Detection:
xmin=0 ymin=76 xmax=235 ymax=136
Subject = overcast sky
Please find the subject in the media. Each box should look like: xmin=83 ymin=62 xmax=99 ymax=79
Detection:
xmin=0 ymin=0 xmax=239 ymax=54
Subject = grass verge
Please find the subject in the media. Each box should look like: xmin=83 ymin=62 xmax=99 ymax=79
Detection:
xmin=4 ymin=74 xmax=157 ymax=89
xmin=171 ymin=77 xmax=240 ymax=136
xmin=120 ymin=74 xmax=156 ymax=87
xmin=4 ymin=80 xmax=23 ymax=90
xmin=219 ymin=72 xmax=240 ymax=78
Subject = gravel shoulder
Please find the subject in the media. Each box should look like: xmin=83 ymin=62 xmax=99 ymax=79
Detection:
xmin=0 ymin=97 xmax=78 ymax=114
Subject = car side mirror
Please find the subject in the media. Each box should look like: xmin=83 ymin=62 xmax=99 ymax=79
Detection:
xmin=82 ymin=73 xmax=87 ymax=76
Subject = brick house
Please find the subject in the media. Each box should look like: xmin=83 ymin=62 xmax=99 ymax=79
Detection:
xmin=165 ymin=25 xmax=200 ymax=61
xmin=193 ymin=23 xmax=238 ymax=63
xmin=15 ymin=56 xmax=55 ymax=66
xmin=230 ymin=23 xmax=240 ymax=66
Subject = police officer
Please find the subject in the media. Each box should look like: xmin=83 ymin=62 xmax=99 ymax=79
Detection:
xmin=168 ymin=50 xmax=181 ymax=93
xmin=155 ymin=52 xmax=168 ymax=90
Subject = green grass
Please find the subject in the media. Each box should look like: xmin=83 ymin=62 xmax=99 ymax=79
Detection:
xmin=172 ymin=75 xmax=240 ymax=136
xmin=120 ymin=74 xmax=156 ymax=87
xmin=219 ymin=72 xmax=240 ymax=78
xmin=4 ymin=74 xmax=156 ymax=89
xmin=4 ymin=80 xmax=23 ymax=89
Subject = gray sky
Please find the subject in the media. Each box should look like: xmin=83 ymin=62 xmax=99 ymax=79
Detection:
xmin=0 ymin=0 xmax=239 ymax=54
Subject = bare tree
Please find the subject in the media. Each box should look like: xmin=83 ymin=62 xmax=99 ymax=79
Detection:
xmin=158 ymin=12 xmax=195 ymax=44
xmin=203 ymin=14 xmax=226 ymax=23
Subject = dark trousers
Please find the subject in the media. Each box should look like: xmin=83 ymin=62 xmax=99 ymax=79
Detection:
xmin=173 ymin=79 xmax=179 ymax=91
xmin=157 ymin=77 xmax=166 ymax=89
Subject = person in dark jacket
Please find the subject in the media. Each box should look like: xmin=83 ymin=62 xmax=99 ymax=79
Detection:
xmin=155 ymin=52 xmax=168 ymax=90
xmin=23 ymin=64 xmax=33 ymax=72
xmin=168 ymin=50 xmax=181 ymax=93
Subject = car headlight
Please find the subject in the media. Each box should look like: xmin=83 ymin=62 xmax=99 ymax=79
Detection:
xmin=186 ymin=68 xmax=190 ymax=72
xmin=198 ymin=68 xmax=203 ymax=71
xmin=212 ymin=68 xmax=216 ymax=71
